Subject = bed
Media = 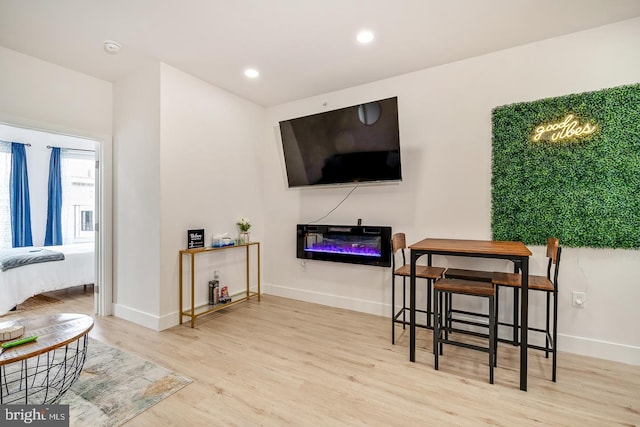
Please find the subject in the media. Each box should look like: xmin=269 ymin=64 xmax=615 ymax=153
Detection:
xmin=0 ymin=243 xmax=94 ymax=315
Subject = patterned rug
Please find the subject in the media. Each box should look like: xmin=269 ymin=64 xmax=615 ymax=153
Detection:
xmin=16 ymin=294 xmax=63 ymax=311
xmin=60 ymin=338 xmax=191 ymax=426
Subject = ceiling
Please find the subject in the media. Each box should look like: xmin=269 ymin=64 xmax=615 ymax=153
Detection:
xmin=1 ymin=0 xmax=640 ymax=107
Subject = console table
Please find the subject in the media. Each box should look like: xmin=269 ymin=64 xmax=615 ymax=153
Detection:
xmin=179 ymin=242 xmax=261 ymax=327
xmin=0 ymin=313 xmax=94 ymax=404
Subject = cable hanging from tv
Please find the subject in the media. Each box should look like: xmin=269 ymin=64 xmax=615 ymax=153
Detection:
xmin=307 ymin=184 xmax=360 ymax=224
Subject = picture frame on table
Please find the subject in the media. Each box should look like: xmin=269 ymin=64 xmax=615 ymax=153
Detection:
xmin=187 ymin=229 xmax=205 ymax=249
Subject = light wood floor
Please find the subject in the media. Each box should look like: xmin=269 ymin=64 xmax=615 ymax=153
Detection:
xmin=3 ymin=287 xmax=639 ymax=426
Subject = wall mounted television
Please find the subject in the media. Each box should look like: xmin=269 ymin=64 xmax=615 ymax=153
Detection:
xmin=279 ymin=96 xmax=401 ymax=188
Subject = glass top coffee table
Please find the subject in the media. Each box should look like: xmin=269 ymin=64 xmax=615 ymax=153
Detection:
xmin=0 ymin=313 xmax=94 ymax=404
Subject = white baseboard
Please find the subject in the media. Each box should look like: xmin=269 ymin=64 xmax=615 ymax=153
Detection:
xmin=113 ymin=303 xmax=165 ymax=331
xmin=159 ymin=311 xmax=180 ymax=331
xmin=264 ymin=282 xmax=387 ymax=317
xmin=558 ymin=334 xmax=640 ymax=366
xmin=264 ymin=283 xmax=640 ymax=366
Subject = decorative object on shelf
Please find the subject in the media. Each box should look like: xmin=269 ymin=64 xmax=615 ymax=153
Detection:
xmin=237 ymin=217 xmax=251 ymax=244
xmin=219 ymin=286 xmax=231 ymax=304
xmin=187 ymin=229 xmax=205 ymax=249
xmin=213 ymin=271 xmax=220 ymax=304
xmin=212 ymin=233 xmax=234 ymax=248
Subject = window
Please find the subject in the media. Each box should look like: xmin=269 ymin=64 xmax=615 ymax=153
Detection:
xmin=61 ymin=150 xmax=95 ymax=244
xmin=74 ymin=205 xmax=94 ymax=239
xmin=81 ymin=209 xmax=93 ymax=232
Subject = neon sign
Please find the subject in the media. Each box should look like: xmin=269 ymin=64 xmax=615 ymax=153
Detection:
xmin=532 ymin=114 xmax=597 ymax=142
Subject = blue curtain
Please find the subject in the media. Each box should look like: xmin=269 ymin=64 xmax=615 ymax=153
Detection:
xmin=45 ymin=147 xmax=62 ymax=246
xmin=10 ymin=143 xmax=33 ymax=247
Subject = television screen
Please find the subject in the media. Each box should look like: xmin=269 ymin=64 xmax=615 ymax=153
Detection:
xmin=279 ymin=97 xmax=401 ymax=188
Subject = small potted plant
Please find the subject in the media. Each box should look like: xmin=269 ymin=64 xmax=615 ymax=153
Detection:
xmin=237 ymin=217 xmax=251 ymax=244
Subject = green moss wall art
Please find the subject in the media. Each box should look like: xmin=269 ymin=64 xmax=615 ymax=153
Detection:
xmin=491 ymin=83 xmax=640 ymax=249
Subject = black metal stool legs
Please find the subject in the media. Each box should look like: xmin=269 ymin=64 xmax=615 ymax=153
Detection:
xmin=433 ymin=280 xmax=497 ymax=385
xmin=489 ymin=295 xmax=495 ymax=384
xmin=551 ymin=289 xmax=558 ymax=382
xmin=402 ymin=277 xmax=407 ymax=329
xmin=426 ymin=278 xmax=433 ymax=328
xmin=391 ymin=273 xmax=396 ymax=344
xmin=434 ymin=289 xmax=442 ymax=369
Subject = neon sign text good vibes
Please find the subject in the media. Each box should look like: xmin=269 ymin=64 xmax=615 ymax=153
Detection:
xmin=532 ymin=114 xmax=597 ymax=142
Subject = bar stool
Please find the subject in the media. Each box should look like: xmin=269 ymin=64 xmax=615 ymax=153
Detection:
xmin=433 ymin=278 xmax=497 ymax=384
xmin=492 ymin=237 xmax=562 ymax=381
xmin=391 ymin=233 xmax=446 ymax=344
xmin=445 ymin=266 xmax=520 ymax=346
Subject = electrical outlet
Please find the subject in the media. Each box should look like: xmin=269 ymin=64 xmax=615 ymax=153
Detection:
xmin=572 ymin=291 xmax=586 ymax=308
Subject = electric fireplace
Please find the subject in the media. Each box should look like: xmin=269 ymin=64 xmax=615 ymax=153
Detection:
xmin=297 ymin=224 xmax=392 ymax=267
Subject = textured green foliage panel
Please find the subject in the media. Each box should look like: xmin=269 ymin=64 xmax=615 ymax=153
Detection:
xmin=491 ymin=83 xmax=640 ymax=248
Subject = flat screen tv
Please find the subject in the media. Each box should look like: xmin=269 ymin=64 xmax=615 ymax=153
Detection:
xmin=279 ymin=96 xmax=401 ymax=188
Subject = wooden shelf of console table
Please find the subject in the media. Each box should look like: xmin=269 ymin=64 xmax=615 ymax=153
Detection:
xmin=179 ymin=242 xmax=261 ymax=328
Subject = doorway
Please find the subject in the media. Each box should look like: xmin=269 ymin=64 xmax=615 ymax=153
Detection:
xmin=0 ymin=121 xmax=111 ymax=315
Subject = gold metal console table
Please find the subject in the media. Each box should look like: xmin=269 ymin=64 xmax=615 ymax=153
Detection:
xmin=179 ymin=242 xmax=260 ymax=328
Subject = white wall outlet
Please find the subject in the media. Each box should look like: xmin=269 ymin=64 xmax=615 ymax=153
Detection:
xmin=572 ymin=291 xmax=586 ymax=308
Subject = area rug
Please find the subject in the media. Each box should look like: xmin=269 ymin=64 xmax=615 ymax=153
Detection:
xmin=60 ymin=338 xmax=192 ymax=426
xmin=14 ymin=294 xmax=63 ymax=312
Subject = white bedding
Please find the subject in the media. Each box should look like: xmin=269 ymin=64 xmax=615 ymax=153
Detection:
xmin=0 ymin=243 xmax=94 ymax=314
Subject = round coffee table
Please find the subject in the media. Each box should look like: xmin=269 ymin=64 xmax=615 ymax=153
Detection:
xmin=0 ymin=313 xmax=94 ymax=404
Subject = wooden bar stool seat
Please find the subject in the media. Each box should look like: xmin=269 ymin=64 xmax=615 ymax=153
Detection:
xmin=492 ymin=272 xmax=554 ymax=291
xmin=435 ymin=278 xmax=495 ymax=296
xmin=444 ymin=268 xmax=494 ymax=282
xmin=395 ymin=264 xmax=447 ymax=280
xmin=433 ymin=278 xmax=497 ymax=384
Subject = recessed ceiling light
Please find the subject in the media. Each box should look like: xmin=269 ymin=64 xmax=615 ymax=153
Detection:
xmin=103 ymin=40 xmax=121 ymax=55
xmin=244 ymin=68 xmax=260 ymax=79
xmin=356 ymin=30 xmax=374 ymax=44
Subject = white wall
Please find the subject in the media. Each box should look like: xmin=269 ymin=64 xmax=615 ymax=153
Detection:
xmin=112 ymin=63 xmax=162 ymax=328
xmin=0 ymin=46 xmax=112 ymax=137
xmin=262 ymin=17 xmax=640 ymax=365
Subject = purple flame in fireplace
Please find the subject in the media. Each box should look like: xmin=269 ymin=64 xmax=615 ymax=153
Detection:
xmin=305 ymin=237 xmax=381 ymax=258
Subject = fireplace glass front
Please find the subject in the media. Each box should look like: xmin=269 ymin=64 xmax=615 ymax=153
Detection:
xmin=297 ymin=224 xmax=392 ymax=267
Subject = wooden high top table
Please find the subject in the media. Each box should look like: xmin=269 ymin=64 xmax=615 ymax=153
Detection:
xmin=409 ymin=238 xmax=532 ymax=391
xmin=0 ymin=313 xmax=94 ymax=404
